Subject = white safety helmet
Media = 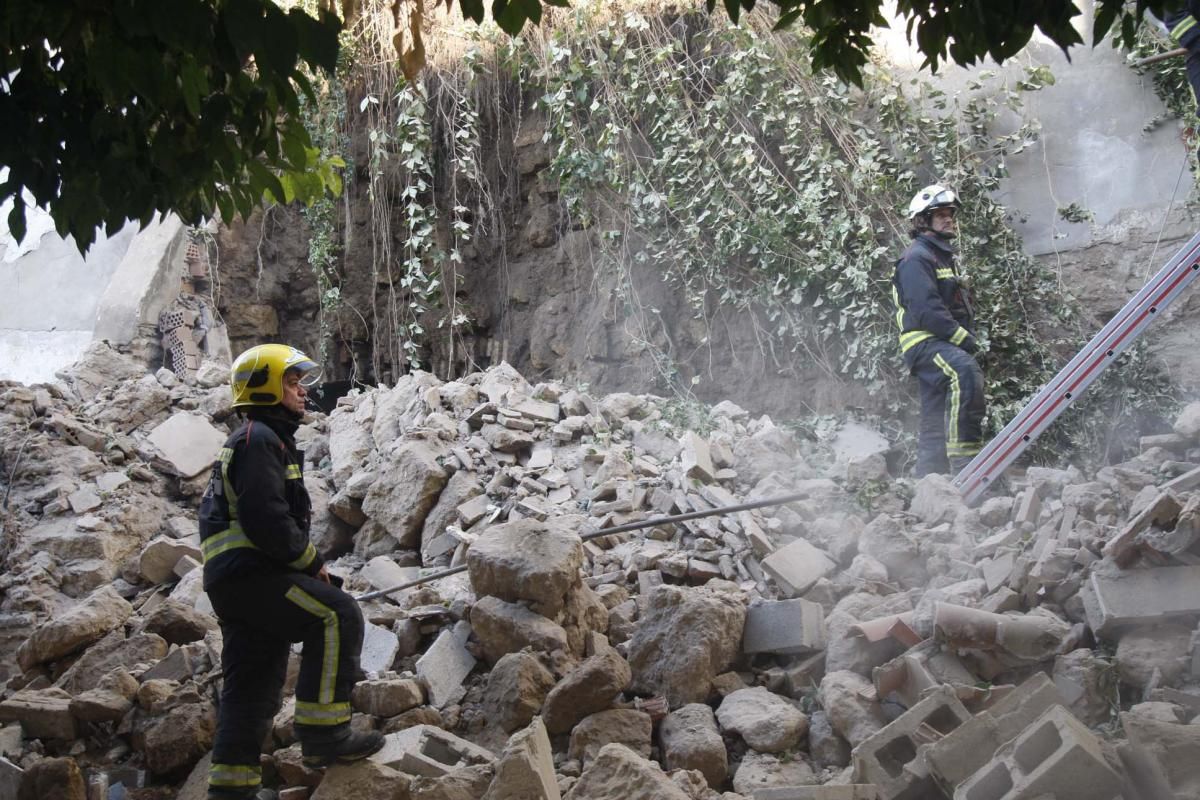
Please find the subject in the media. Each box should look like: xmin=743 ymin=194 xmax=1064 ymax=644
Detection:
xmin=907 ymin=184 xmax=961 ymax=221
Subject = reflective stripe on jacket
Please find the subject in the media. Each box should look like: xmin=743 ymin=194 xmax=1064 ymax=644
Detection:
xmin=199 ymin=411 xmax=320 ymax=590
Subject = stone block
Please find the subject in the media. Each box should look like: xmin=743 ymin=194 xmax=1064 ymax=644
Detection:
xmin=680 ymin=432 xmax=715 ymax=483
xmin=361 ymin=556 xmax=419 ymax=594
xmin=1014 ymin=487 xmax=1042 ymax=527
xmin=483 ymin=717 xmax=560 ymax=800
xmin=360 ymin=622 xmax=400 ymax=675
xmin=761 ymin=539 xmax=836 ymax=597
xmin=351 ymin=678 xmax=425 ymax=718
xmin=139 ymin=536 xmax=202 ymax=584
xmin=955 ymin=705 xmax=1121 ymax=800
xmin=752 ymin=788 xmax=878 ymax=800
xmin=1081 ymin=564 xmax=1200 ymax=639
xmin=743 ymin=598 xmax=826 ymax=655
xmin=927 ymin=673 xmax=1063 ymax=791
xmin=416 ymin=626 xmax=476 ymax=708
xmin=142 ymin=412 xmax=226 ymax=478
xmin=0 ymin=758 xmax=21 ymax=800
xmin=0 ymin=725 xmax=21 ymax=758
xmin=457 ymin=494 xmax=490 ymax=527
xmin=0 ymin=688 xmax=76 ymax=740
xmin=851 ymin=685 xmax=970 ymax=800
xmin=370 ymin=724 xmax=495 ymax=777
xmin=68 ymin=486 xmax=102 ymax=513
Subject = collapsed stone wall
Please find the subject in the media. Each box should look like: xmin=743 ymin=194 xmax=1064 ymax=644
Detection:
xmin=3 ymin=346 xmax=1200 ymax=798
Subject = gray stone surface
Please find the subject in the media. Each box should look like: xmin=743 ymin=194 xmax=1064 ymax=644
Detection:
xmin=416 ymin=626 xmax=477 ymax=708
xmin=743 ymin=598 xmax=825 ymax=655
xmin=761 ymin=539 xmax=836 ymax=597
xmin=143 ymin=412 xmax=226 ymax=478
xmin=360 ymin=622 xmax=401 ymax=675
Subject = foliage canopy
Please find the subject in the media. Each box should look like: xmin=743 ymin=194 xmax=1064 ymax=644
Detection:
xmin=0 ymin=0 xmax=1187 ymax=250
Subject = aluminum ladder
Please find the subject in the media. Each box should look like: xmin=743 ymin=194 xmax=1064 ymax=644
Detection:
xmin=953 ymin=230 xmax=1200 ymax=504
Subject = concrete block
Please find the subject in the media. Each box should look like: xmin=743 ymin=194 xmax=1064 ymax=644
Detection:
xmin=142 ymin=412 xmax=226 ymax=478
xmin=851 ymin=685 xmax=970 ymax=799
xmin=955 ymin=705 xmax=1121 ymax=800
xmin=753 ymin=788 xmax=878 ymax=800
xmin=360 ymin=623 xmax=400 ymax=675
xmin=742 ymin=598 xmax=825 ymax=655
xmin=927 ymin=673 xmax=1063 ymax=791
xmin=0 ymin=757 xmax=22 ymax=800
xmin=141 ymin=646 xmax=196 ymax=682
xmin=0 ymin=725 xmax=21 ymax=758
xmin=416 ymin=627 xmax=476 ymax=708
xmin=370 ymin=724 xmax=495 ymax=777
xmin=457 ymin=494 xmax=490 ymax=527
xmin=1081 ymin=564 xmax=1200 ymax=639
xmin=140 ymin=536 xmax=203 ymax=584
xmin=1014 ymin=488 xmax=1042 ymax=527
xmin=512 ymin=398 xmax=560 ymax=422
xmin=361 ymin=557 xmax=419 ymax=594
xmin=761 ymin=539 xmax=836 ymax=597
xmin=680 ymin=432 xmax=715 ymax=483
xmin=0 ymin=688 xmax=76 ymax=740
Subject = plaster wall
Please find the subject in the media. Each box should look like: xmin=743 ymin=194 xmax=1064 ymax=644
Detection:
xmin=0 ymin=210 xmax=185 ymax=385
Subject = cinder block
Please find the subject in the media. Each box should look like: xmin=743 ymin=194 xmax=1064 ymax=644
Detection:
xmin=753 ymin=787 xmax=879 ymax=800
xmin=928 ymin=673 xmax=1063 ymax=791
xmin=370 ymin=724 xmax=495 ymax=777
xmin=1081 ymin=565 xmax=1200 ymax=639
xmin=851 ymin=685 xmax=971 ymax=799
xmin=956 ymin=705 xmax=1121 ymax=800
xmin=743 ymin=598 xmax=825 ymax=655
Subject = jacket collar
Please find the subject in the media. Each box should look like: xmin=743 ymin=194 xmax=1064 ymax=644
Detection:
xmin=244 ymin=405 xmax=301 ymax=442
xmin=916 ymin=231 xmax=957 ymax=257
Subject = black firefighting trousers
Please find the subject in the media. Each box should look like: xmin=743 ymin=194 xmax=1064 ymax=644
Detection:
xmin=206 ymin=571 xmax=365 ymax=793
xmin=909 ymin=339 xmax=986 ymax=478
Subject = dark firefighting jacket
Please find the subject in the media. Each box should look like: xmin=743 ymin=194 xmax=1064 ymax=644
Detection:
xmin=892 ymin=232 xmax=977 ymax=365
xmin=199 ymin=408 xmax=322 ymax=591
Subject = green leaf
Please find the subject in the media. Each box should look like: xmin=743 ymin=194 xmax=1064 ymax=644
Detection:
xmin=6 ymin=200 xmax=27 ymax=246
xmin=459 ymin=0 xmax=486 ymax=24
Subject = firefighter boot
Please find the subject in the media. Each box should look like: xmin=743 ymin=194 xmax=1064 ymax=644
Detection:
xmin=299 ymin=725 xmax=385 ymax=767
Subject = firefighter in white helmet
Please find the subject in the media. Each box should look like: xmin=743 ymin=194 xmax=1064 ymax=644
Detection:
xmin=199 ymin=344 xmax=382 ymax=800
xmin=891 ymin=185 xmax=986 ymax=477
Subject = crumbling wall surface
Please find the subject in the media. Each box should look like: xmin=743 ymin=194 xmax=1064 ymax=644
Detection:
xmin=0 ymin=218 xmax=138 ymax=385
xmin=0 ymin=212 xmax=199 ymax=387
xmin=6 ymin=349 xmax=1200 ymax=797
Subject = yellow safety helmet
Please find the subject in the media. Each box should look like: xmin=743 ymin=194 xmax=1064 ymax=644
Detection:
xmin=230 ymin=344 xmax=320 ymax=408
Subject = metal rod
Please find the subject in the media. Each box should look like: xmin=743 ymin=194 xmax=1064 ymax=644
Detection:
xmin=353 ymin=490 xmax=809 ymax=602
xmin=1133 ymin=47 xmax=1187 ymax=68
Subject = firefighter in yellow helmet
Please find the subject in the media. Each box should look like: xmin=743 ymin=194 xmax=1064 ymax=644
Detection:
xmin=199 ymin=345 xmax=382 ymax=800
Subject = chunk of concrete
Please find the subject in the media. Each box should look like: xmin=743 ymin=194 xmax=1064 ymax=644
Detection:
xmin=17 ymin=584 xmax=132 ymax=669
xmin=743 ymin=598 xmax=826 ymax=655
xmin=761 ymin=540 xmax=836 ymax=597
xmin=370 ymin=724 xmax=495 ymax=777
xmin=139 ymin=536 xmax=203 ymax=584
xmin=483 ymin=717 xmax=560 ymax=800
xmin=360 ymin=622 xmax=401 ymax=675
xmin=717 ymin=687 xmax=808 ymax=754
xmin=567 ymin=709 xmax=652 ymax=768
xmin=680 ymin=432 xmax=716 ymax=483
xmin=660 ymin=703 xmax=727 ymax=789
xmin=351 ymin=678 xmax=425 ymax=718
xmin=143 ymin=412 xmax=226 ymax=478
xmin=467 ymin=516 xmax=585 ymax=619
xmin=1081 ymin=564 xmax=1200 ymax=639
xmin=416 ymin=626 xmax=476 ymax=708
xmin=0 ymin=688 xmax=76 ymax=740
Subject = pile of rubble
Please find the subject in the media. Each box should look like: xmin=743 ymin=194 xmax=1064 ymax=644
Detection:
xmin=2 ymin=342 xmax=1200 ymax=800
